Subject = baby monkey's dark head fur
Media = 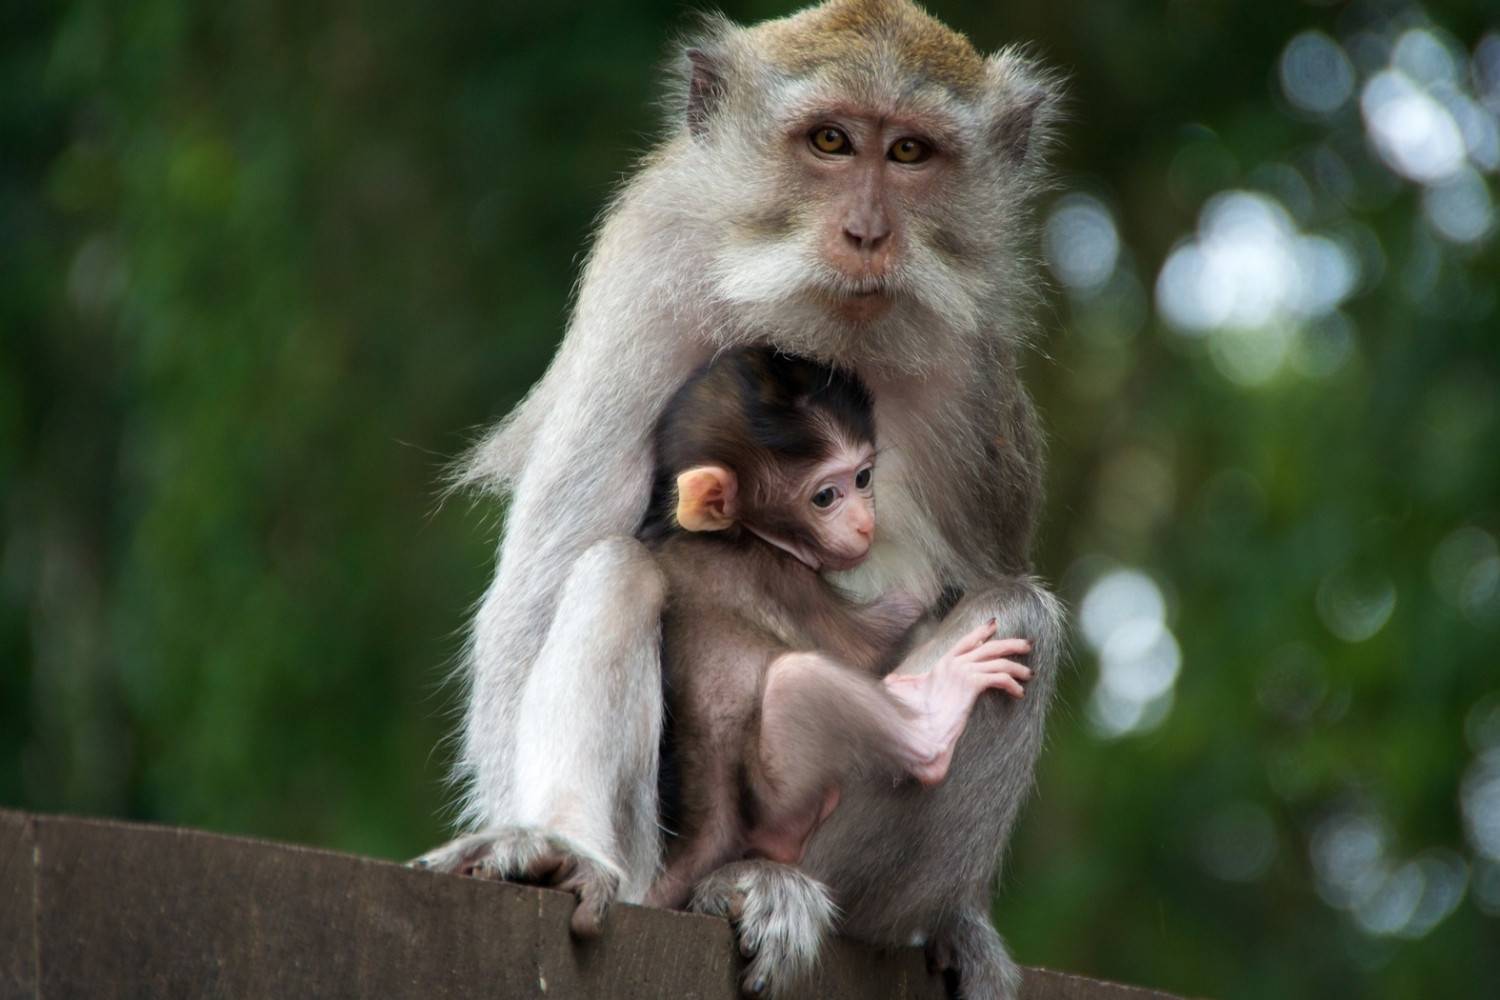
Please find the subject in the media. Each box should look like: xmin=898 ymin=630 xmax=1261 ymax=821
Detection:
xmin=641 ymin=347 xmax=877 ymax=572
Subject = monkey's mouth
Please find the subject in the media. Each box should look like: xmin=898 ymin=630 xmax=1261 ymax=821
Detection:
xmin=843 ymin=275 xmax=890 ymax=297
xmin=827 ymin=283 xmax=894 ymax=322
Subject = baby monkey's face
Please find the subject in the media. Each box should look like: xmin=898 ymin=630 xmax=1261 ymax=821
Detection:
xmin=801 ymin=441 xmax=876 ymax=571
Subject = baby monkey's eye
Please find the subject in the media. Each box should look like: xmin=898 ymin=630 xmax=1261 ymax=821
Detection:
xmin=811 ymin=487 xmax=839 ymax=509
xmin=810 ymin=126 xmax=853 ymax=155
xmin=854 ymin=466 xmax=873 ymax=490
xmin=888 ymin=138 xmax=932 ymax=164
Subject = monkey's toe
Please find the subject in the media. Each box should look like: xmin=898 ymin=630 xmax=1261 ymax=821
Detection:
xmin=559 ymin=857 xmax=621 ymax=939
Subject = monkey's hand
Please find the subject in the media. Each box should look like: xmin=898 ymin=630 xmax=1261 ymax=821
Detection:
xmin=882 ymin=621 xmax=1032 ymax=785
xmin=408 ymin=827 xmax=623 ymax=938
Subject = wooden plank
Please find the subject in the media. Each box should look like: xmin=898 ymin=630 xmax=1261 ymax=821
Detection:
xmin=1023 ymin=967 xmax=1188 ymax=1000
xmin=0 ymin=811 xmax=36 ymax=1000
xmin=0 ymin=811 xmax=1187 ymax=999
xmin=27 ymin=815 xmax=941 ymax=999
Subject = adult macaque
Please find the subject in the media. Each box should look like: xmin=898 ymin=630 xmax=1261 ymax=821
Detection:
xmin=416 ymin=1 xmax=1065 ymax=997
xmin=639 ymin=347 xmax=1033 ymax=911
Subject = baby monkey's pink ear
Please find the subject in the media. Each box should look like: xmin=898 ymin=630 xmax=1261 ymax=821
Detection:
xmin=675 ymin=465 xmax=738 ymax=532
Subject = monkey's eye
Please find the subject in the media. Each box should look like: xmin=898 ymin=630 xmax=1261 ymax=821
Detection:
xmin=810 ymin=126 xmax=853 ymax=155
xmin=811 ymin=487 xmax=839 ymax=509
xmin=854 ymin=466 xmax=873 ymax=490
xmin=888 ymin=138 xmax=932 ymax=164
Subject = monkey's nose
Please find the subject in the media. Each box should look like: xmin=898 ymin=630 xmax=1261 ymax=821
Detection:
xmin=842 ymin=221 xmax=892 ymax=256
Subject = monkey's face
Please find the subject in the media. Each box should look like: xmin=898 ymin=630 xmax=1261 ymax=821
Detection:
xmin=708 ymin=95 xmax=990 ymax=363
xmin=681 ymin=5 xmax=1058 ymax=368
xmin=797 ymin=442 xmax=877 ymax=571
xmin=796 ymin=115 xmax=943 ymax=320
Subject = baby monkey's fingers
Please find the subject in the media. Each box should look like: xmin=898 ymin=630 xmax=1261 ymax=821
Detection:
xmin=964 ymin=637 xmax=1032 ymax=663
xmin=948 ymin=620 xmax=999 ymax=656
xmin=978 ymin=659 xmax=1032 ymax=699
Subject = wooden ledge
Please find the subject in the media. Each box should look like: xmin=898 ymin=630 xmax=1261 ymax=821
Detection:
xmin=0 ymin=809 xmax=1181 ymax=999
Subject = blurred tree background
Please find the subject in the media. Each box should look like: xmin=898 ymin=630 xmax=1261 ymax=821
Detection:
xmin=2 ymin=0 xmax=1497 ymax=996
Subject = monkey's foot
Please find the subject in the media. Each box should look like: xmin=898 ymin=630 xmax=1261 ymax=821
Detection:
xmin=408 ymin=827 xmax=622 ymax=938
xmin=690 ymin=860 xmax=835 ymax=998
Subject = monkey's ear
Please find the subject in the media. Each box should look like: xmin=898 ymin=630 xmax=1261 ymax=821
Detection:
xmin=984 ymin=48 xmax=1065 ymax=165
xmin=676 ymin=465 xmax=737 ymax=532
xmin=684 ymin=48 xmax=728 ymax=139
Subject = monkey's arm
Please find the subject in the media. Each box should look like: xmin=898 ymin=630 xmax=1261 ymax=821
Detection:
xmin=432 ymin=193 xmax=713 ymax=913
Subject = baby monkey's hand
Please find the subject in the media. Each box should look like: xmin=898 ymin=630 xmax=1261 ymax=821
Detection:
xmin=882 ymin=621 xmax=1033 ymax=785
xmin=935 ymin=619 xmax=1033 ymax=699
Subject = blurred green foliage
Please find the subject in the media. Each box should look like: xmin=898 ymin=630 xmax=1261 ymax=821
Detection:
xmin=2 ymin=1 xmax=1497 ymax=997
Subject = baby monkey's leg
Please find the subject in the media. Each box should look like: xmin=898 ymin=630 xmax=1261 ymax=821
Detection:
xmin=746 ymin=638 xmax=1030 ymax=861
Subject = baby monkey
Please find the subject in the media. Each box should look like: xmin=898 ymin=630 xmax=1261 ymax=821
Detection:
xmin=640 ymin=347 xmax=1032 ymax=910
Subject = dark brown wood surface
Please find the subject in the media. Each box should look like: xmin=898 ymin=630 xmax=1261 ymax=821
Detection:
xmin=0 ymin=809 xmax=1184 ymax=1000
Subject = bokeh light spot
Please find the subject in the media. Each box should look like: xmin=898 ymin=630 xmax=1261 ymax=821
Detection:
xmin=1290 ymin=312 xmax=1356 ymax=378
xmin=1311 ymin=811 xmax=1389 ymax=909
xmin=1392 ymin=29 xmax=1460 ymax=87
xmin=1463 ymin=749 xmax=1500 ymax=861
xmin=1044 ymin=194 xmax=1121 ymax=294
xmin=1430 ymin=526 xmax=1500 ymax=620
xmin=1361 ymin=70 xmax=1467 ymax=183
xmin=1476 ymin=33 xmax=1500 ymax=110
xmin=1196 ymin=802 xmax=1277 ymax=883
xmin=1078 ymin=568 xmax=1166 ymax=652
xmin=1256 ymin=643 xmax=1328 ymax=725
xmin=1078 ymin=569 xmax=1181 ymax=740
xmin=1280 ymin=31 xmax=1356 ymax=116
xmin=1156 ymin=191 xmax=1360 ymax=349
xmin=1422 ymin=166 xmax=1496 ymax=243
xmin=1316 ymin=568 xmax=1396 ymax=642
xmin=1466 ymin=693 xmax=1500 ymax=754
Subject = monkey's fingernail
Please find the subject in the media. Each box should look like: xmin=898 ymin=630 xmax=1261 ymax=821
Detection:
xmin=751 ymin=977 xmax=767 ymax=994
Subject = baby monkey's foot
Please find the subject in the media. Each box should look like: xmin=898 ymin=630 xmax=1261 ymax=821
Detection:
xmin=883 ymin=621 xmax=1032 ymax=785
